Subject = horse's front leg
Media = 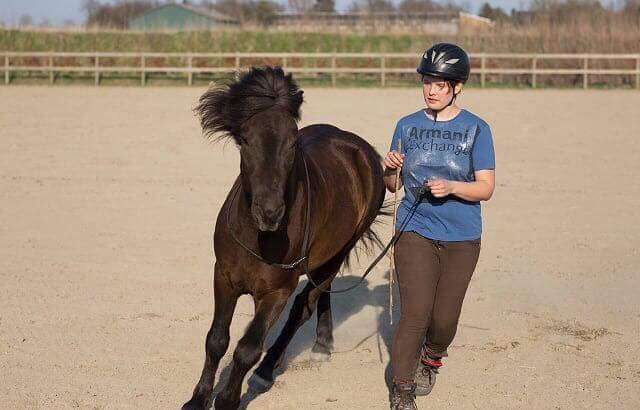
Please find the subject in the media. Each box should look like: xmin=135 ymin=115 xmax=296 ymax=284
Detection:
xmin=183 ymin=264 xmax=239 ymax=410
xmin=214 ymin=288 xmax=293 ymax=410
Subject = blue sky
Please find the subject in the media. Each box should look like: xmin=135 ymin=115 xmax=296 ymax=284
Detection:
xmin=0 ymin=0 xmax=529 ymax=25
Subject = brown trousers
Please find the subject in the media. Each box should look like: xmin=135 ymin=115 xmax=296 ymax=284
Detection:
xmin=391 ymin=231 xmax=481 ymax=382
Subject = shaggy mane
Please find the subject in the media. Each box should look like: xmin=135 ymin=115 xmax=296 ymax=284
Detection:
xmin=195 ymin=66 xmax=304 ymax=144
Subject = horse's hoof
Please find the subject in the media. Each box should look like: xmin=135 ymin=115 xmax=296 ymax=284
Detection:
xmin=248 ymin=371 xmax=274 ymax=393
xmin=182 ymin=398 xmax=209 ymax=410
xmin=310 ymin=350 xmax=331 ymax=362
xmin=213 ymin=396 xmax=240 ymax=410
xmin=310 ymin=343 xmax=332 ymax=362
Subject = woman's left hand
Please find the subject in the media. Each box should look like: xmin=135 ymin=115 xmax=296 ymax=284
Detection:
xmin=425 ymin=179 xmax=456 ymax=198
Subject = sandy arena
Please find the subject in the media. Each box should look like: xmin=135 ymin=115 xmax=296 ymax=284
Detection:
xmin=1 ymin=86 xmax=639 ymax=409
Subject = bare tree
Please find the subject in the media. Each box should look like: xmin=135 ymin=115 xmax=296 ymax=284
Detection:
xmin=366 ymin=0 xmax=395 ymax=12
xmin=398 ymin=0 xmax=443 ymax=13
xmin=313 ymin=0 xmax=336 ymax=12
xmin=479 ymin=2 xmax=510 ymax=21
xmin=18 ymin=14 xmax=34 ymax=27
xmin=288 ymin=0 xmax=315 ymax=13
xmin=623 ymin=0 xmax=640 ymax=12
xmin=347 ymin=0 xmax=366 ymax=12
xmin=84 ymin=0 xmax=157 ymax=29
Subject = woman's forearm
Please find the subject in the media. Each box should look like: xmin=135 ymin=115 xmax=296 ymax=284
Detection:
xmin=450 ymin=180 xmax=494 ymax=201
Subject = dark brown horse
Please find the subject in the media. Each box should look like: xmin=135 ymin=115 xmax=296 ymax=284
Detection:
xmin=183 ymin=67 xmax=385 ymax=410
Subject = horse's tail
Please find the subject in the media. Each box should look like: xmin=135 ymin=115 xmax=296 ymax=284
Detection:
xmin=342 ymin=199 xmax=394 ymax=271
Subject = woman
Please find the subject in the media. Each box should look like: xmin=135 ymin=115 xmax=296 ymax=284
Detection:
xmin=384 ymin=43 xmax=496 ymax=409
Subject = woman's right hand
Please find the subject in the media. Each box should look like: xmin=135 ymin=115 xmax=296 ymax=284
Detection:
xmin=384 ymin=150 xmax=404 ymax=170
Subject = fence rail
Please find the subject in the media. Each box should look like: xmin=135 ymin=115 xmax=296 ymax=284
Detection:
xmin=2 ymin=51 xmax=639 ymax=88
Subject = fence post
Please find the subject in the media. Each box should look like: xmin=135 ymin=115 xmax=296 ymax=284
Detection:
xmin=234 ymin=55 xmax=240 ymax=79
xmin=480 ymin=54 xmax=486 ymax=88
xmin=282 ymin=56 xmax=287 ymax=71
xmin=141 ymin=54 xmax=146 ymax=86
xmin=331 ymin=54 xmax=336 ymax=87
xmin=4 ymin=55 xmax=8 ymax=85
xmin=94 ymin=54 xmax=100 ymax=86
xmin=583 ymin=56 xmax=588 ymax=89
xmin=381 ymin=54 xmax=386 ymax=87
xmin=49 ymin=54 xmax=54 ymax=85
xmin=532 ymin=56 xmax=537 ymax=89
xmin=187 ymin=54 xmax=193 ymax=87
xmin=636 ymin=57 xmax=639 ymax=90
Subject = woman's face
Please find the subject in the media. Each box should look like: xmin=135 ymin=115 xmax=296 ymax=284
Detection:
xmin=422 ymin=75 xmax=462 ymax=110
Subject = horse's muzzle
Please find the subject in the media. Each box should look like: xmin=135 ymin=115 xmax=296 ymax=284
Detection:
xmin=252 ymin=203 xmax=285 ymax=232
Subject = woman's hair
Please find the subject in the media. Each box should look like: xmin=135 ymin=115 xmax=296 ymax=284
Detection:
xmin=421 ymin=75 xmax=461 ymax=94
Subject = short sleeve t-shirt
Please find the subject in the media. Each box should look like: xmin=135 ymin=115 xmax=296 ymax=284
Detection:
xmin=389 ymin=109 xmax=495 ymax=241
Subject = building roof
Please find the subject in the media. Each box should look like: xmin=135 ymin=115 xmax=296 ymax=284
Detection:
xmin=178 ymin=3 xmax=238 ymax=23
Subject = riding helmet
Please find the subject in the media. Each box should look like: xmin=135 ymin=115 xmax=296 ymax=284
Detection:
xmin=417 ymin=43 xmax=471 ymax=83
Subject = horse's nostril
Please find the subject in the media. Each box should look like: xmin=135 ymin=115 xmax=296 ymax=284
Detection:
xmin=264 ymin=205 xmax=285 ymax=221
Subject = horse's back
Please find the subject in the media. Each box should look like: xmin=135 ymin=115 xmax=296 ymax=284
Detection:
xmin=298 ymin=123 xmax=385 ymax=213
xmin=298 ymin=123 xmax=382 ymax=164
xmin=297 ymin=124 xmax=385 ymax=268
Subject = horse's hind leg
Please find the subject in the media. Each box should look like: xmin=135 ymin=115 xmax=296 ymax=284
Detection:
xmin=253 ymin=254 xmax=344 ymax=384
xmin=214 ymin=287 xmax=293 ymax=410
xmin=311 ymin=290 xmax=334 ymax=360
xmin=183 ymin=264 xmax=239 ymax=410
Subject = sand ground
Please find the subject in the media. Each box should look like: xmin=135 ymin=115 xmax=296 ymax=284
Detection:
xmin=1 ymin=86 xmax=639 ymax=409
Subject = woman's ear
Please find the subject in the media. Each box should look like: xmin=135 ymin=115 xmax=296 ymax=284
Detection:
xmin=454 ymin=82 xmax=464 ymax=94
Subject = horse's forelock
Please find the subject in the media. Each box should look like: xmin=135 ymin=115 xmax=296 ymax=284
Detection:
xmin=195 ymin=67 xmax=303 ymax=145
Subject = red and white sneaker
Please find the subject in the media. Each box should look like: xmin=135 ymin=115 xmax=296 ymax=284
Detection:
xmin=415 ymin=355 xmax=442 ymax=396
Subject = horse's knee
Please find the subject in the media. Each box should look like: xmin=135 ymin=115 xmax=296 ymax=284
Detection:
xmin=206 ymin=330 xmax=230 ymax=357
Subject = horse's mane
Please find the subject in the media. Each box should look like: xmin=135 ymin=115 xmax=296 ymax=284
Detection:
xmin=195 ymin=66 xmax=304 ymax=145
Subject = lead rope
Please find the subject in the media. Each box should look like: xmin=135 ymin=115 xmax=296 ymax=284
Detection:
xmin=389 ymin=138 xmax=402 ymax=325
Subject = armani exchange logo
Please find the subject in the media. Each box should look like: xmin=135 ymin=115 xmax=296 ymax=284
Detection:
xmin=405 ymin=127 xmax=474 ymax=156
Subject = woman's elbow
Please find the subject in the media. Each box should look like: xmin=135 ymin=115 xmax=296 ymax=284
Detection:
xmin=482 ymin=185 xmax=495 ymax=201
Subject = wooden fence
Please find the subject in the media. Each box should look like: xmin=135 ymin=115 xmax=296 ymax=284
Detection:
xmin=1 ymin=51 xmax=639 ymax=88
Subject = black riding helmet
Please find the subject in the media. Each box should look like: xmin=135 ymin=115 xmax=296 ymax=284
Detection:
xmin=417 ymin=43 xmax=470 ymax=83
xmin=417 ymin=43 xmax=470 ymax=121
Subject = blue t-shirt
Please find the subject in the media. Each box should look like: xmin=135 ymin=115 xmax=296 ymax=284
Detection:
xmin=389 ymin=109 xmax=495 ymax=241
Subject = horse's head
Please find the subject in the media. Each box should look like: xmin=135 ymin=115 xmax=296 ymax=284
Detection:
xmin=196 ymin=67 xmax=304 ymax=232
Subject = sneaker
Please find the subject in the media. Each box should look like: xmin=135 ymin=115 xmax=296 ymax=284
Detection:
xmin=415 ymin=356 xmax=442 ymax=396
xmin=390 ymin=381 xmax=418 ymax=410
